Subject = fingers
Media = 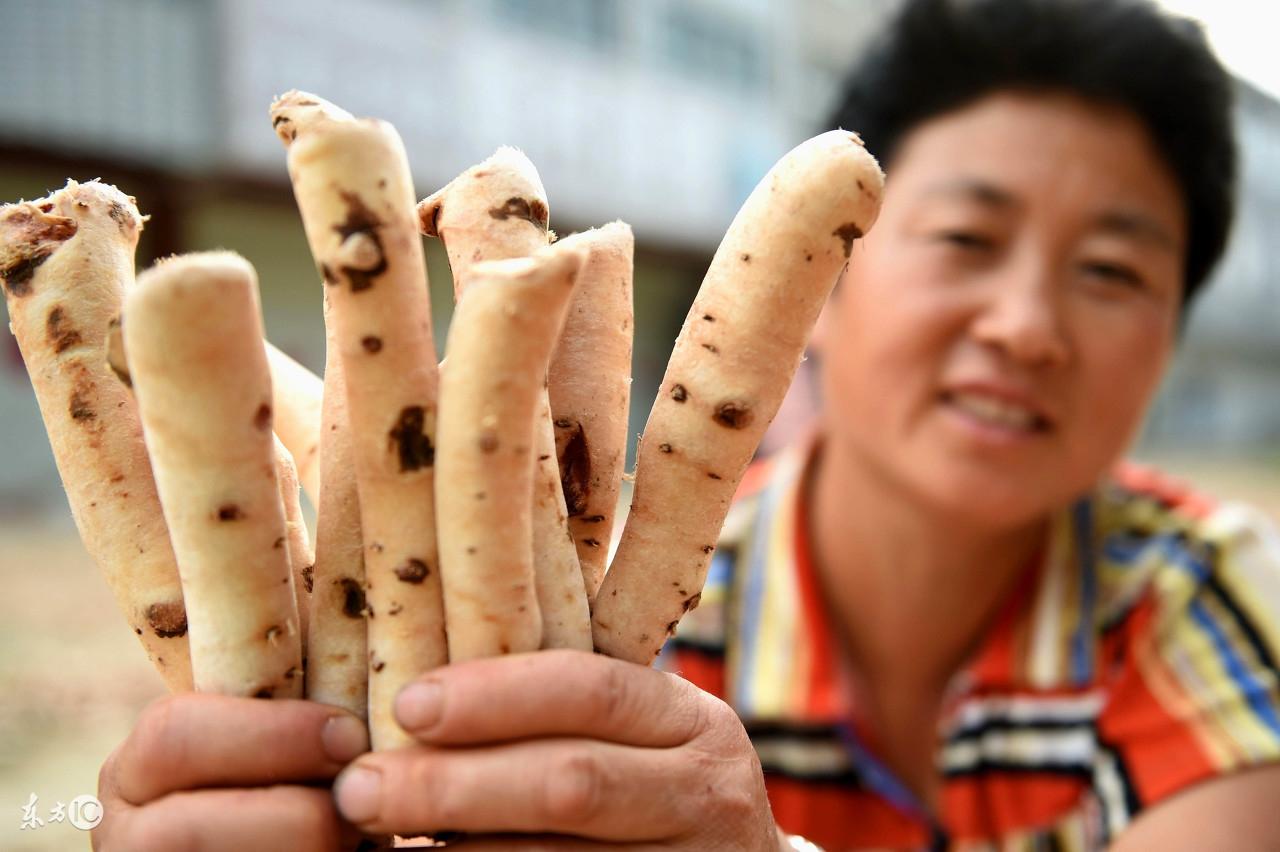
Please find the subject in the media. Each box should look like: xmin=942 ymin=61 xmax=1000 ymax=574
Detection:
xmin=95 ymin=785 xmax=356 ymax=852
xmin=334 ymin=738 xmax=706 ymax=841
xmin=110 ymin=694 xmax=368 ymax=805
xmin=394 ymin=649 xmax=709 ymax=748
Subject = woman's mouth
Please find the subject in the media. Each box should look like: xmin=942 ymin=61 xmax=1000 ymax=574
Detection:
xmin=939 ymin=389 xmax=1053 ymax=436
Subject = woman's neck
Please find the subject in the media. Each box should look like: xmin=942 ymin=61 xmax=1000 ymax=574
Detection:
xmin=805 ymin=433 xmax=1050 ymax=809
xmin=807 ymin=434 xmax=1047 ymax=694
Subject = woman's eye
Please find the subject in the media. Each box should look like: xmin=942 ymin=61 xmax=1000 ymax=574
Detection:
xmin=1082 ymin=261 xmax=1145 ymax=289
xmin=936 ymin=231 xmax=993 ymax=250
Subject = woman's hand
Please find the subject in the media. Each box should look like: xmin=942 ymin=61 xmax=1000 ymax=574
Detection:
xmin=333 ymin=649 xmax=781 ymax=850
xmin=93 ymin=694 xmax=370 ymax=851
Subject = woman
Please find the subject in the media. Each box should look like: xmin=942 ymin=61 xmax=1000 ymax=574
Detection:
xmin=93 ymin=0 xmax=1280 ymax=849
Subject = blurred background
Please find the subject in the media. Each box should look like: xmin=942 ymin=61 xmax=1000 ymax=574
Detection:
xmin=1 ymin=0 xmax=1276 ymax=848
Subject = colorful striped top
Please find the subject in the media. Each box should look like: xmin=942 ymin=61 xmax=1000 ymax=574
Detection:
xmin=658 ymin=441 xmax=1280 ymax=851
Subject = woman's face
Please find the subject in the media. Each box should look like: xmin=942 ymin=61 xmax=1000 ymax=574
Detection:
xmin=814 ymin=91 xmax=1188 ymax=528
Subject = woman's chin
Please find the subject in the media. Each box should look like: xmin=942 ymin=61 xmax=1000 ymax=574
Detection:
xmin=909 ymin=467 xmax=1071 ymax=531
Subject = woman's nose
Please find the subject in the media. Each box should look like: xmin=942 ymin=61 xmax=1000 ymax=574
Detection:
xmin=969 ymin=259 xmax=1071 ymax=369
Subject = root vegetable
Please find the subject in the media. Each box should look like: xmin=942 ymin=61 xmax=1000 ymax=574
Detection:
xmin=273 ymin=90 xmax=446 ymax=748
xmin=592 ymin=131 xmax=884 ymax=664
xmin=107 ymin=300 xmax=315 ymax=677
xmin=265 ymin=343 xmax=323 ymax=506
xmin=529 ymin=401 xmax=593 ymax=651
xmin=420 ymin=148 xmax=590 ymax=651
xmin=305 ymin=304 xmax=368 ymax=719
xmin=416 ymin=146 xmax=551 ymax=300
xmin=273 ymin=435 xmax=313 ymax=651
xmin=270 ymin=90 xmax=354 ymax=146
xmin=115 ymin=324 xmax=323 ymax=511
xmin=435 ymin=246 xmax=585 ymax=662
xmin=125 ymin=251 xmax=302 ymax=697
xmin=110 ymin=326 xmax=321 ymax=518
xmin=108 ymin=305 xmax=316 ymax=650
xmin=547 ymin=222 xmax=635 ymax=604
xmin=0 ymin=180 xmax=193 ymax=692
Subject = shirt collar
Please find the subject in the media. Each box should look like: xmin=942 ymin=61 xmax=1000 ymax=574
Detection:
xmin=727 ymin=440 xmax=1102 ymax=730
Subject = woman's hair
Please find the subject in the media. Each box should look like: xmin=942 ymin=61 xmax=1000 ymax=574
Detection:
xmin=827 ymin=0 xmax=1237 ymax=309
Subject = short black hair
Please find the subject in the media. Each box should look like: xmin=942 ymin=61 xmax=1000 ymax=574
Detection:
xmin=827 ymin=0 xmax=1237 ymax=310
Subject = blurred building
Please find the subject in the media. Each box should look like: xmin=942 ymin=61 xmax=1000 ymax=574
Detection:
xmin=0 ymin=0 xmax=1275 ymax=516
xmin=1141 ymin=81 xmax=1280 ymax=451
xmin=0 ymin=0 xmax=894 ymax=513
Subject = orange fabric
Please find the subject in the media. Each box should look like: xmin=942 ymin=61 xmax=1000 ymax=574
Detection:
xmin=1097 ymin=598 xmax=1219 ymax=803
xmin=659 ymin=447 xmax=1280 ymax=850
xmin=1113 ymin=461 xmax=1218 ymax=519
xmin=793 ymin=489 xmax=848 ymax=722
xmin=669 ymin=646 xmax=726 ymax=699
xmin=943 ymin=773 xmax=1087 ymax=840
xmin=766 ymin=776 xmax=931 ymax=850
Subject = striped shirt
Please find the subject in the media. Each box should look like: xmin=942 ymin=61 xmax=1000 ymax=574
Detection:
xmin=658 ymin=442 xmax=1280 ymax=851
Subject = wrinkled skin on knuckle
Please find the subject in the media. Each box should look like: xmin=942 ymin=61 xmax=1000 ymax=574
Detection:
xmin=705 ymin=779 xmax=772 ymax=849
xmin=398 ymin=752 xmax=452 ymax=829
xmin=657 ymin=751 xmax=718 ymax=833
xmin=717 ymin=760 xmax=765 ymax=822
xmin=685 ymin=682 xmax=732 ymax=744
xmin=123 ymin=810 xmax=197 ymax=852
xmin=90 ymin=785 xmax=130 ymax=852
xmin=543 ymin=750 xmax=606 ymax=826
xmin=592 ymin=661 xmax=634 ymax=729
xmin=284 ymin=788 xmax=346 ymax=851
xmin=698 ymin=692 xmax=749 ymax=748
xmin=729 ymin=753 xmax=776 ymax=848
xmin=682 ymin=730 xmax=773 ymax=847
xmin=129 ymin=695 xmax=191 ymax=792
xmin=90 ymin=810 xmax=113 ymax=852
xmin=97 ymin=744 xmax=122 ymax=799
xmin=683 ymin=747 xmax=731 ymax=800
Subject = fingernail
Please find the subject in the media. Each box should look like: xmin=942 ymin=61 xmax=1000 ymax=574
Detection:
xmin=322 ymin=715 xmax=370 ymax=763
xmin=335 ymin=765 xmax=382 ymax=823
xmin=396 ymin=680 xmax=444 ymax=731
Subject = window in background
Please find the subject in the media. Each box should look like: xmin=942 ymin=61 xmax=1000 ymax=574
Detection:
xmin=491 ymin=0 xmax=620 ymax=49
xmin=661 ymin=5 xmax=765 ymax=91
